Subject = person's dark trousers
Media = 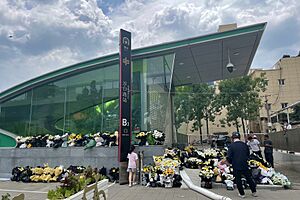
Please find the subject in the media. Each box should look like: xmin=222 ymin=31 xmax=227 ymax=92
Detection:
xmin=234 ymin=169 xmax=257 ymax=196
xmin=265 ymin=152 xmax=274 ymax=168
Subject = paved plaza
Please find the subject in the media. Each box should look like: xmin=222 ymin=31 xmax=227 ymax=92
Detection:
xmin=0 ymin=182 xmax=58 ymax=200
xmin=0 ymin=152 xmax=299 ymax=200
xmin=107 ymin=183 xmax=300 ymax=200
xmin=1 ymin=172 xmax=300 ymax=200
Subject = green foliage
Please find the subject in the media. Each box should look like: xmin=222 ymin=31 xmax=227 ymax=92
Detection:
xmin=146 ymin=133 xmax=156 ymax=145
xmin=47 ymin=188 xmax=65 ymax=200
xmin=174 ymin=83 xmax=216 ymax=142
xmin=47 ymin=168 xmax=105 ymax=200
xmin=1 ymin=193 xmax=11 ymax=200
xmin=174 ymin=86 xmax=192 ymax=131
xmin=216 ymin=74 xmax=267 ymax=132
xmin=290 ymin=104 xmax=300 ymax=122
xmin=188 ymin=83 xmax=215 ymax=132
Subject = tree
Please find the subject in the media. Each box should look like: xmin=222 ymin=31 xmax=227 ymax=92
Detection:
xmin=216 ymin=75 xmax=267 ymax=135
xmin=174 ymin=86 xmax=192 ymax=133
xmin=188 ymin=83 xmax=215 ymax=143
xmin=290 ymin=104 xmax=300 ymax=123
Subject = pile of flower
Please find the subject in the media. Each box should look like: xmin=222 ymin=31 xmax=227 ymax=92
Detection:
xmin=135 ymin=131 xmax=148 ymax=139
xmin=141 ymin=148 xmax=182 ymax=188
xmin=248 ymin=154 xmax=291 ymax=188
xmin=135 ymin=131 xmax=149 ymax=145
xmin=152 ymin=130 xmax=165 ymax=145
xmin=11 ymin=165 xmax=84 ymax=183
xmin=181 ymin=146 xmax=291 ymax=189
xmin=146 ymin=146 xmax=291 ymax=190
xmin=11 ymin=165 xmax=118 ymax=184
xmin=15 ymin=131 xmax=118 ymax=149
xmin=108 ymin=167 xmax=119 ymax=182
xmin=135 ymin=130 xmax=165 ymax=146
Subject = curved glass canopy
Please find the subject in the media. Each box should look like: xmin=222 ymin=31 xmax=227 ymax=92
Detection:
xmin=0 ymin=54 xmax=174 ymax=136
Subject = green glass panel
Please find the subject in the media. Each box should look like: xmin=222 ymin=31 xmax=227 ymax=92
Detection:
xmin=131 ymin=54 xmax=174 ymax=144
xmin=0 ymin=64 xmax=119 ymax=136
xmin=0 ymin=132 xmax=16 ymax=147
xmin=0 ymin=53 xmax=174 ymax=138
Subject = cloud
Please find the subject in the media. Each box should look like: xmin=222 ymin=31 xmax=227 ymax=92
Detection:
xmin=0 ymin=0 xmax=300 ymax=92
xmin=0 ymin=47 xmax=78 ymax=91
xmin=109 ymin=0 xmax=300 ymax=66
xmin=0 ymin=0 xmax=116 ymax=92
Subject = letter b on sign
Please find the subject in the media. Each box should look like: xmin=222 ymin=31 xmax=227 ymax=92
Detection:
xmin=122 ymin=118 xmax=129 ymax=126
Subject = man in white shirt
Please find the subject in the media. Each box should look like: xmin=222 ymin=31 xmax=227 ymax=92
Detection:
xmin=247 ymin=135 xmax=262 ymax=158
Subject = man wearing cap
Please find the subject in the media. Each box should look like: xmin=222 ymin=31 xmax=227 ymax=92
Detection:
xmin=247 ymin=135 xmax=262 ymax=158
xmin=227 ymin=132 xmax=257 ymax=198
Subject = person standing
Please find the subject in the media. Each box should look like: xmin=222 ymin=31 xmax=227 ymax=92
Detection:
xmin=263 ymin=135 xmax=274 ymax=168
xmin=227 ymin=132 xmax=257 ymax=198
xmin=127 ymin=145 xmax=138 ymax=187
xmin=247 ymin=135 xmax=262 ymax=158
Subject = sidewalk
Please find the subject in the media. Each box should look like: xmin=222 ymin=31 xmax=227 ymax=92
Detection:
xmin=108 ymin=181 xmax=300 ymax=200
xmin=108 ymin=184 xmax=210 ymax=200
xmin=0 ymin=175 xmax=299 ymax=200
xmin=185 ymin=168 xmax=300 ymax=200
xmin=108 ymin=168 xmax=300 ymax=200
xmin=0 ymin=181 xmax=58 ymax=200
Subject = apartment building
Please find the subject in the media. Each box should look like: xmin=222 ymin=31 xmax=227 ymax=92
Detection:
xmin=250 ymin=53 xmax=300 ymax=132
xmin=181 ymin=53 xmax=300 ymax=138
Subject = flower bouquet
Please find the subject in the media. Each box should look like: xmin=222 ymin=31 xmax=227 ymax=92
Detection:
xmin=164 ymin=148 xmax=180 ymax=160
xmin=185 ymin=157 xmax=202 ymax=169
xmin=146 ymin=131 xmax=156 ymax=145
xmin=199 ymin=166 xmax=214 ymax=189
xmin=108 ymin=131 xmax=118 ymax=146
xmin=142 ymin=165 xmax=153 ymax=174
xmin=153 ymin=156 xmax=164 ymax=166
xmin=152 ymin=130 xmax=165 ymax=145
xmin=136 ymin=131 xmax=148 ymax=146
xmin=163 ymin=168 xmax=175 ymax=188
xmin=271 ymin=173 xmax=291 ymax=188
xmin=163 ymin=168 xmax=175 ymax=176
xmin=100 ymin=132 xmax=110 ymax=146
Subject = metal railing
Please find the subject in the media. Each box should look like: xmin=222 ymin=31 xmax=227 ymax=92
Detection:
xmin=269 ymin=128 xmax=300 ymax=152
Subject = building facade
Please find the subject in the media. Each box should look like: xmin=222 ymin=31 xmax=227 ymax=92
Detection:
xmin=250 ymin=54 xmax=300 ymax=132
xmin=0 ymin=23 xmax=266 ymax=146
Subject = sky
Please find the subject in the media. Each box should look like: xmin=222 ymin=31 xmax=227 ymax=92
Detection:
xmin=0 ymin=0 xmax=300 ymax=92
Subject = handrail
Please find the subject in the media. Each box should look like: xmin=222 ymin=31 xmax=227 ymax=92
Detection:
xmin=12 ymin=193 xmax=25 ymax=200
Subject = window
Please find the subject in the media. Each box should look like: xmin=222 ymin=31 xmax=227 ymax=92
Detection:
xmin=281 ymin=103 xmax=288 ymax=108
xmin=0 ymin=53 xmax=176 ymax=137
xmin=278 ymin=79 xmax=285 ymax=85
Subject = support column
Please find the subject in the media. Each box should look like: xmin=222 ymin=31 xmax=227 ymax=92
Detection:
xmin=141 ymin=59 xmax=148 ymax=131
xmin=164 ymin=95 xmax=175 ymax=146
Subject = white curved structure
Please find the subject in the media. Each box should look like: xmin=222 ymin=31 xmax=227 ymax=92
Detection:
xmin=180 ymin=170 xmax=232 ymax=200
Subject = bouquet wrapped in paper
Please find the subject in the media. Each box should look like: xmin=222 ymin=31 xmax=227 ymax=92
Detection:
xmin=199 ymin=166 xmax=214 ymax=188
xmin=152 ymin=130 xmax=165 ymax=144
xmin=136 ymin=131 xmax=148 ymax=145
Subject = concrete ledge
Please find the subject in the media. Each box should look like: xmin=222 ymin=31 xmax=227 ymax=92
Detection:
xmin=0 ymin=146 xmax=165 ymax=178
xmin=273 ymin=150 xmax=300 ymax=173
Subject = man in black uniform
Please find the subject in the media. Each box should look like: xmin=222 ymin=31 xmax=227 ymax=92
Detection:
xmin=227 ymin=132 xmax=257 ymax=198
xmin=263 ymin=134 xmax=274 ymax=168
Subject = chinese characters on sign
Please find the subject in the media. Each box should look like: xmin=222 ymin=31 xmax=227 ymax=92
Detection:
xmin=122 ymin=81 xmax=130 ymax=103
xmin=119 ymin=29 xmax=131 ymax=162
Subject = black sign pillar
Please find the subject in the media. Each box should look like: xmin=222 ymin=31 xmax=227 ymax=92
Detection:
xmin=118 ymin=29 xmax=132 ymax=184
